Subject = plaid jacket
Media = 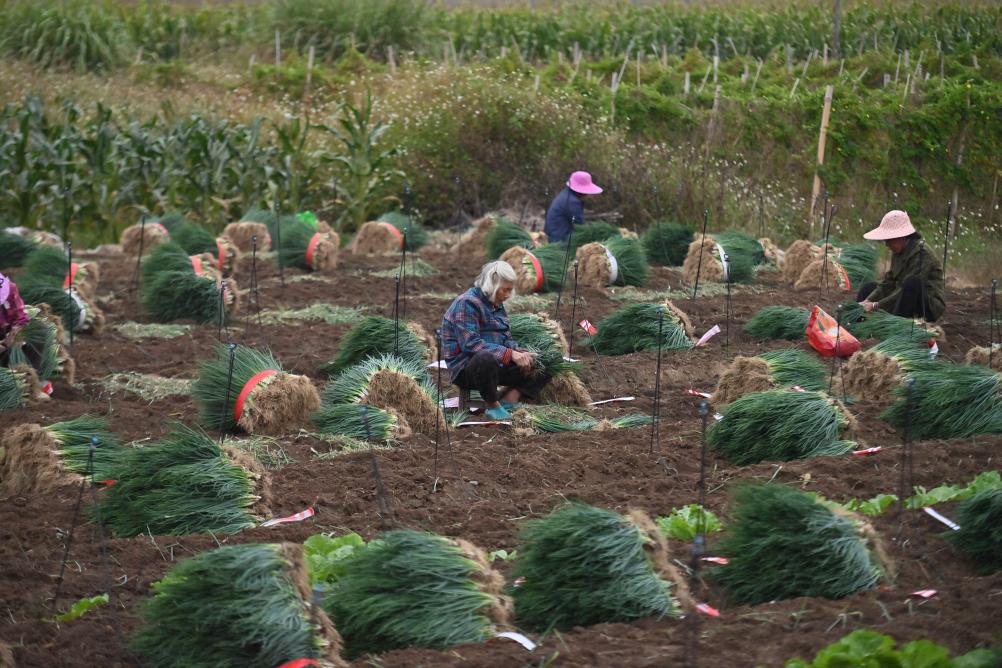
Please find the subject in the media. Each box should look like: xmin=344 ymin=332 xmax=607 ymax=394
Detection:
xmin=441 ymin=287 xmax=517 ymax=382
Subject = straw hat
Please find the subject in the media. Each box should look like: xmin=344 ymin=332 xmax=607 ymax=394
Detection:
xmin=567 ymin=171 xmax=603 ymax=195
xmin=863 ymin=210 xmax=916 ymax=240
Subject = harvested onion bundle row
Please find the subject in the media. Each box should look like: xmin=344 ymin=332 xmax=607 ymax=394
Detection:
xmin=120 ymin=216 xmax=173 ymax=255
xmin=320 ymin=316 xmax=430 ymax=376
xmin=500 ymin=243 xmax=570 ymax=294
xmin=641 ymin=222 xmax=693 ymax=266
xmin=681 ymin=232 xmax=760 ymax=285
xmin=484 ymin=219 xmax=537 ymax=259
xmin=585 ymin=301 xmax=694 ymax=355
xmin=22 ymin=245 xmax=100 ymax=299
xmin=841 ymin=336 xmax=939 ymax=400
xmin=744 ymin=305 xmax=811 ymax=341
xmin=277 ymin=221 xmax=339 ymax=272
xmin=311 ymin=403 xmax=412 ymax=441
xmin=713 ymin=349 xmax=827 ymax=406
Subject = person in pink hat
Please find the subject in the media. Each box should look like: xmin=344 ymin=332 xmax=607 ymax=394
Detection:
xmin=543 ymin=171 xmax=603 ymax=243
xmin=857 ymin=210 xmax=945 ymax=321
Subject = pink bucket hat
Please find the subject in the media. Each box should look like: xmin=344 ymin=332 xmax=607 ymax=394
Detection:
xmin=567 ymin=171 xmax=603 ymax=195
xmin=0 ymin=272 xmax=9 ymax=304
xmin=864 ymin=210 xmax=916 ymax=240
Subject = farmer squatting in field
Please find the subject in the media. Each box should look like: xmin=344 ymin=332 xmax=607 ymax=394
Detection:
xmin=0 ymin=271 xmax=48 ymax=400
xmin=441 ymin=260 xmax=552 ymax=421
xmin=857 ymin=210 xmax=946 ymax=322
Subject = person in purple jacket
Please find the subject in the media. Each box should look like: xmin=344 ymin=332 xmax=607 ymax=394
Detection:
xmin=543 ymin=171 xmax=604 ymax=243
xmin=441 ymin=261 xmax=552 ymax=421
xmin=0 ymin=272 xmax=30 ymax=358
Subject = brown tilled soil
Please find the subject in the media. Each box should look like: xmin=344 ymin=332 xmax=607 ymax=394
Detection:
xmin=1 ymin=246 xmax=1000 ymax=667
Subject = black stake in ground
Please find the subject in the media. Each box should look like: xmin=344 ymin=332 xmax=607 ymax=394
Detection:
xmin=649 ymin=308 xmax=665 ymax=456
xmin=942 ymin=201 xmax=952 ymax=285
xmin=829 ymin=305 xmax=844 ymax=395
xmin=691 ymin=208 xmax=710 ymax=300
xmin=362 ymin=404 xmax=393 ymax=525
xmin=398 ymin=232 xmax=408 ymax=320
xmin=991 ymin=278 xmax=999 ymax=370
xmin=724 ymin=255 xmax=732 ymax=349
xmin=819 ymin=197 xmax=834 ymax=305
xmin=552 ymin=226 xmax=575 ymax=323
xmin=392 ymin=276 xmax=401 ymax=357
xmin=567 ymin=260 xmax=580 ymax=359
xmin=433 ymin=328 xmax=455 ymax=481
xmin=52 ymin=444 xmax=91 ymax=611
xmin=217 ymin=280 xmax=228 ymax=342
xmin=219 ymin=343 xmax=237 ymax=445
xmin=685 ymin=400 xmax=711 ymax=668
xmin=86 ymin=437 xmax=129 ymax=655
xmin=129 ymin=213 xmax=147 ymax=295
xmin=66 ymin=241 xmax=74 ymax=348
xmin=273 ymin=198 xmax=285 ymax=286
xmin=897 ymin=378 xmax=917 ymax=538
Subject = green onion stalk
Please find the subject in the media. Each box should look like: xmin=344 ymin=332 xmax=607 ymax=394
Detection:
xmin=837 ymin=244 xmax=878 ymax=287
xmin=322 ymin=353 xmax=434 ymax=405
xmin=142 ymin=270 xmax=229 ymax=324
xmin=140 ymin=241 xmax=200 ymax=287
xmin=277 ymin=219 xmax=337 ymax=271
xmin=744 ymin=305 xmax=810 ymax=341
xmin=711 ymin=484 xmax=887 ymax=605
xmin=594 ymin=235 xmax=650 ymax=287
xmin=157 ymin=213 xmax=217 ymax=255
xmin=0 ymin=367 xmax=32 ymax=409
xmin=510 ymin=503 xmax=683 ymax=632
xmin=133 ymin=543 xmax=336 ymax=668
xmin=839 ymin=302 xmax=940 ymax=342
xmin=43 ymin=414 xmax=123 ymax=480
xmin=586 ymin=302 xmax=693 ymax=355
xmin=881 ymin=363 xmax=1002 ymax=439
xmin=322 ymin=530 xmax=508 ymax=658
xmin=502 ymin=243 xmax=572 ymax=294
xmin=759 ymin=349 xmax=827 ymax=391
xmin=509 ymin=313 xmax=579 ymax=376
xmin=484 ymin=219 xmax=534 ymax=259
xmin=94 ymin=423 xmax=259 ymax=537
xmin=16 ymin=277 xmax=81 ymax=333
xmin=0 ymin=230 xmax=37 ymax=269
xmin=320 ymin=316 xmax=428 ymax=376
xmin=945 ymin=488 xmax=1002 ymax=574
xmin=311 ymin=403 xmax=401 ymax=441
xmin=709 ymin=389 xmax=856 ymax=465
xmin=641 ymin=222 xmax=693 ymax=266
xmin=568 ymin=221 xmax=623 ymax=251
xmin=7 ymin=306 xmax=59 ymax=381
xmin=716 ymin=230 xmax=766 ymax=266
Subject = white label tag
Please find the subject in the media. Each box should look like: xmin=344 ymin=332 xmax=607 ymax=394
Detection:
xmin=589 ymin=396 xmax=636 ymax=405
xmin=695 ymin=325 xmax=721 ymax=347
xmin=458 ymin=420 xmax=511 ymax=427
xmin=427 ymin=360 xmax=448 ymax=369
xmin=714 ymin=243 xmax=730 ymax=282
xmin=441 ymin=397 xmax=460 ymax=408
xmin=495 ymin=631 xmax=537 ymax=651
xmin=603 ymin=245 xmax=619 ymax=285
xmin=261 ymin=506 xmax=315 ymax=527
xmin=685 ymin=389 xmax=712 ymax=398
xmin=923 ymin=507 xmax=960 ymax=531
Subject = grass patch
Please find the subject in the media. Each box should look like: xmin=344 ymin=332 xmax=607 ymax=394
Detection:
xmin=258 ymin=303 xmax=367 ymax=326
xmin=506 ymin=293 xmax=553 ymax=312
xmin=610 ymin=284 xmax=761 ymax=303
xmin=281 ymin=273 xmax=336 ymax=284
xmin=308 ymin=432 xmax=397 ymax=458
xmin=370 ymin=258 xmax=439 ymax=278
xmin=417 ymin=291 xmax=459 ymax=301
xmin=226 ymin=435 xmax=295 ymax=470
xmin=95 ymin=372 xmax=191 ymax=402
xmin=113 ymin=322 xmax=192 ymax=339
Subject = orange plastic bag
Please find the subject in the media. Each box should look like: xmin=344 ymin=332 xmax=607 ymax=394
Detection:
xmin=806 ymin=305 xmax=861 ymax=358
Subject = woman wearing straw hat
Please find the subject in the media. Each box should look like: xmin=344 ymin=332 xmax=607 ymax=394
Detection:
xmin=441 ymin=261 xmax=552 ymax=421
xmin=857 ymin=210 xmax=945 ymax=321
xmin=544 ymin=171 xmax=604 ymax=243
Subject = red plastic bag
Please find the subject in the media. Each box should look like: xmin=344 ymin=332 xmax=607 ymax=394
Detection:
xmin=806 ymin=305 xmax=860 ymax=358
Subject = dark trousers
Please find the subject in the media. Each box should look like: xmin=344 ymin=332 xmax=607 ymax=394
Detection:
xmin=856 ymin=277 xmax=936 ymax=321
xmin=454 ymin=351 xmax=551 ymax=404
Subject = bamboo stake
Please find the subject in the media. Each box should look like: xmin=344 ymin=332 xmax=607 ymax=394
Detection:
xmin=750 ymin=59 xmax=762 ymax=92
xmin=275 ymin=30 xmax=281 ymax=67
xmin=809 ymin=85 xmax=835 ymax=236
xmin=684 ymin=71 xmax=691 ymax=96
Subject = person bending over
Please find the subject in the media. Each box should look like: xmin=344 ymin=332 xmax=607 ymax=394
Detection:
xmin=543 ymin=171 xmax=603 ymax=243
xmin=441 ymin=261 xmax=552 ymax=421
xmin=857 ymin=210 xmax=945 ymax=322
xmin=0 ymin=271 xmax=30 ymax=361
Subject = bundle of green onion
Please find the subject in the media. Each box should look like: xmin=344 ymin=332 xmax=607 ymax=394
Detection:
xmin=586 ymin=302 xmax=693 ymax=355
xmin=744 ymin=305 xmax=810 ymax=341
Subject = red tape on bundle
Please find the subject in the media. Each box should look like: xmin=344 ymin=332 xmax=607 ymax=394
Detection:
xmin=526 ymin=252 xmax=544 ymax=292
xmin=380 ymin=221 xmax=404 ymax=249
xmin=233 ymin=369 xmax=278 ymax=422
xmin=304 ymin=232 xmax=323 ymax=269
xmin=276 ymin=660 xmax=319 ymax=668
xmin=189 ymin=255 xmax=203 ymax=275
xmin=216 ymin=239 xmax=226 ymax=270
xmin=836 ymin=263 xmax=851 ymax=291
xmin=806 ymin=305 xmax=860 ymax=358
xmin=62 ymin=262 xmax=79 ymax=288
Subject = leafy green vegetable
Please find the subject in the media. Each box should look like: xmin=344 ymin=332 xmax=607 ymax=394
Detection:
xmin=776 ymin=629 xmax=999 ymax=668
xmin=655 ymin=504 xmax=722 ymax=541
xmin=304 ymin=532 xmax=365 ymax=589
xmin=843 ymin=493 xmax=899 ymax=517
xmin=54 ymin=593 xmax=109 ymax=622
xmin=488 ymin=548 xmax=517 ymax=562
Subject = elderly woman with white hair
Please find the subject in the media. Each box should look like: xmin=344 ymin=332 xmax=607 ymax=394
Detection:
xmin=441 ymin=260 xmax=552 ymax=420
